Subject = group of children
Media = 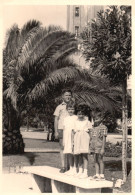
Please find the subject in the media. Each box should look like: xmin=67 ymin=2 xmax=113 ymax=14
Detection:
xmin=54 ymin=89 xmax=107 ymax=180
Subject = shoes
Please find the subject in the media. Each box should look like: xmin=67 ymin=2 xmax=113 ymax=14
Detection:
xmin=90 ymin=175 xmax=101 ymax=181
xmin=89 ymin=175 xmax=105 ymax=181
xmin=99 ymin=175 xmax=105 ymax=180
xmin=74 ymin=172 xmax=83 ymax=177
xmin=59 ymin=167 xmax=66 ymax=173
xmin=89 ymin=176 xmax=94 ymax=180
xmin=79 ymin=172 xmax=88 ymax=179
xmin=64 ymin=170 xmax=74 ymax=176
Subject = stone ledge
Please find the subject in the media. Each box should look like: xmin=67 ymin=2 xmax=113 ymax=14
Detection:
xmin=21 ymin=166 xmax=113 ymax=190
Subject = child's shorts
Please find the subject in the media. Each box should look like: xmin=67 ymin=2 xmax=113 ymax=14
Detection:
xmin=90 ymin=141 xmax=103 ymax=154
xmin=58 ymin=129 xmax=63 ymax=149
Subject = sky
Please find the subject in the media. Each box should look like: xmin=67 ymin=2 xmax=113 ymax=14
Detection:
xmin=2 ymin=5 xmax=67 ymax=38
xmin=1 ymin=2 xmax=133 ymax=88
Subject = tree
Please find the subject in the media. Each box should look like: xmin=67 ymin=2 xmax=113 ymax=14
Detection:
xmin=3 ymin=19 xmax=123 ymax=155
xmin=3 ymin=20 xmax=42 ymax=153
xmin=81 ymin=6 xmax=131 ymax=182
xmin=3 ymin=20 xmax=79 ymax=154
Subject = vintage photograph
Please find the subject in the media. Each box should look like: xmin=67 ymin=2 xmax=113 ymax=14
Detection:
xmin=2 ymin=2 xmax=132 ymax=193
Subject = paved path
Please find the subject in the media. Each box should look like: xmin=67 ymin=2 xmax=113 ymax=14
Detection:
xmin=21 ymin=130 xmax=131 ymax=144
xmin=2 ymin=173 xmax=34 ymax=193
xmin=25 ymin=148 xmax=60 ymax=152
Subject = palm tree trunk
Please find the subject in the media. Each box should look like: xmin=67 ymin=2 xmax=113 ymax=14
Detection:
xmin=3 ymin=100 xmax=25 ymax=154
xmin=122 ymin=78 xmax=128 ymax=182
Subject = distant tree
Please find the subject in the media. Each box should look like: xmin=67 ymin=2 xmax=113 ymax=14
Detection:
xmin=81 ymin=6 xmax=131 ymax=182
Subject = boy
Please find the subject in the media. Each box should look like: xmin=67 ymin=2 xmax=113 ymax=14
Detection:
xmin=89 ymin=109 xmax=108 ymax=180
xmin=54 ymin=89 xmax=72 ymax=173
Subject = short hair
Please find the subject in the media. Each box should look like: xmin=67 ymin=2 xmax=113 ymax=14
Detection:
xmin=76 ymin=104 xmax=89 ymax=115
xmin=62 ymin=88 xmax=72 ymax=95
xmin=93 ymin=108 xmax=102 ymax=121
xmin=67 ymin=99 xmax=76 ymax=109
xmin=94 ymin=108 xmax=102 ymax=116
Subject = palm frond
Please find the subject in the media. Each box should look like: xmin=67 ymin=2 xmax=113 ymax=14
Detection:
xmin=28 ymin=66 xmax=82 ymax=100
xmin=26 ymin=37 xmax=77 ymax=75
xmin=20 ymin=20 xmax=42 ymax=37
xmin=39 ymin=58 xmax=76 ymax=78
xmin=54 ymin=47 xmax=78 ymax=62
xmin=17 ymin=27 xmax=67 ymax=67
xmin=4 ymin=24 xmax=20 ymax=62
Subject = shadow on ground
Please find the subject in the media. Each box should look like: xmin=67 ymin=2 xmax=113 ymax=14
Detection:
xmin=24 ymin=152 xmax=39 ymax=165
xmin=105 ymin=160 xmax=131 ymax=176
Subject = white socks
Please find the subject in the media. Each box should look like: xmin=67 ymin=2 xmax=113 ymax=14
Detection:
xmin=70 ymin=166 xmax=73 ymax=171
xmin=83 ymin=169 xmax=88 ymax=175
xmin=79 ymin=167 xmax=83 ymax=173
xmin=100 ymin=174 xmax=104 ymax=177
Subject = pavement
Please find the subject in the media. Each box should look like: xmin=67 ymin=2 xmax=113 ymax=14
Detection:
xmin=21 ymin=130 xmax=132 ymax=143
xmin=2 ymin=173 xmax=35 ymax=193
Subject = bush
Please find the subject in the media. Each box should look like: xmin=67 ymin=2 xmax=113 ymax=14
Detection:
xmin=102 ymin=112 xmax=117 ymax=133
xmin=105 ymin=141 xmax=131 ymax=158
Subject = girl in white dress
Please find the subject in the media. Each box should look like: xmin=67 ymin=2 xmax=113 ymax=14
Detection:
xmin=73 ymin=105 xmax=93 ymax=179
xmin=63 ymin=101 xmax=77 ymax=175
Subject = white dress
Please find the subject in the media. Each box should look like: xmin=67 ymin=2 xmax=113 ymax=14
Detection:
xmin=74 ymin=119 xmax=92 ymax=154
xmin=63 ymin=115 xmax=77 ymax=154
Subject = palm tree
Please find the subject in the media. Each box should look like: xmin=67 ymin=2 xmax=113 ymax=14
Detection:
xmin=3 ymin=20 xmax=42 ymax=154
xmin=3 ymin=19 xmax=89 ymax=154
xmin=3 ymin=20 xmax=79 ymax=153
xmin=3 ymin=20 xmax=123 ymax=154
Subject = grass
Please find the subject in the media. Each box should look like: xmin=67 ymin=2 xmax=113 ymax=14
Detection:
xmin=3 ymin=140 xmax=131 ymax=193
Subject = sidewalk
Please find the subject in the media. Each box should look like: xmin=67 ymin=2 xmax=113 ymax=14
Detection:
xmin=21 ymin=130 xmax=48 ymax=140
xmin=25 ymin=148 xmax=60 ymax=152
xmin=2 ymin=173 xmax=34 ymax=193
xmin=21 ymin=130 xmax=132 ymax=143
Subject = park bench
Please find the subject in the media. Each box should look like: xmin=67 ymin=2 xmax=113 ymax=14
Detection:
xmin=21 ymin=166 xmax=113 ymax=193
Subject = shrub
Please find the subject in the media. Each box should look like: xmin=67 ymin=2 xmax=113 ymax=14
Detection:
xmin=102 ymin=112 xmax=118 ymax=133
xmin=105 ymin=141 xmax=131 ymax=158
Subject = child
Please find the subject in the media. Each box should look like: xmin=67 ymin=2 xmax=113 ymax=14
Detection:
xmin=89 ymin=109 xmax=108 ymax=180
xmin=54 ymin=89 xmax=72 ymax=173
xmin=63 ymin=101 xmax=77 ymax=175
xmin=73 ymin=105 xmax=92 ymax=179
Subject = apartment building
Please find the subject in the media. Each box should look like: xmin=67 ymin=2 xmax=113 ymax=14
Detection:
xmin=67 ymin=5 xmax=104 ymax=36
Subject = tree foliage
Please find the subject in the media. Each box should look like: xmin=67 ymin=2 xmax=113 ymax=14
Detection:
xmin=81 ymin=6 xmax=131 ymax=85
xmin=81 ymin=5 xmax=131 ymax=183
xmin=3 ymin=19 xmax=123 ymax=120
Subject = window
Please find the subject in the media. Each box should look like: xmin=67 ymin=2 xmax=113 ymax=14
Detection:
xmin=75 ymin=7 xmax=79 ymax=17
xmin=75 ymin=26 xmax=79 ymax=37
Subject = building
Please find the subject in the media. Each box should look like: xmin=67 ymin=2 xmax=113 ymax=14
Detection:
xmin=67 ymin=5 xmax=104 ymax=36
xmin=67 ymin=5 xmax=104 ymax=68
